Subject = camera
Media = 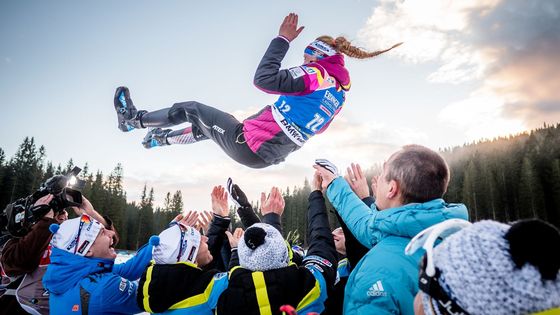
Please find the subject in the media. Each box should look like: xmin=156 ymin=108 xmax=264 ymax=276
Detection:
xmin=0 ymin=167 xmax=86 ymax=237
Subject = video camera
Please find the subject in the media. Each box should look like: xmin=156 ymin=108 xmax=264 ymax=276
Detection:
xmin=0 ymin=167 xmax=86 ymax=237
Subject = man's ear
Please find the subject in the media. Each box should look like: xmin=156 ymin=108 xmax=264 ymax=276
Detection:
xmin=387 ymin=179 xmax=400 ymax=200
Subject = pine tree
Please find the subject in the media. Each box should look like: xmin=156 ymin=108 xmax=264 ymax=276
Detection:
xmin=9 ymin=137 xmax=45 ymax=201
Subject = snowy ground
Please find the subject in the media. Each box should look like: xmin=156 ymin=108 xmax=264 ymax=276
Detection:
xmin=115 ymin=251 xmax=136 ymax=264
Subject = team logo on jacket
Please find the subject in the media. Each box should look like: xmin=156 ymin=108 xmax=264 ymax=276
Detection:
xmin=289 ymin=67 xmax=305 ymax=79
xmin=119 ymin=278 xmax=127 ymax=292
xmin=367 ymin=280 xmax=387 ymax=297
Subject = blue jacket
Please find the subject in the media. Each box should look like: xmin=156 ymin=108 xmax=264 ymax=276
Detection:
xmin=327 ymin=177 xmax=469 ymax=315
xmin=42 ymin=237 xmax=158 ymax=315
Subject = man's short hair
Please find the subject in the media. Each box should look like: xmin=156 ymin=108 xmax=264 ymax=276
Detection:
xmin=385 ymin=144 xmax=450 ymax=204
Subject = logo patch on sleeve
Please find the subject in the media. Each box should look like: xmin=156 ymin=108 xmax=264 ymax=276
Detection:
xmin=303 ymin=255 xmax=333 ymax=267
xmin=289 ymin=67 xmax=305 ymax=79
xmin=119 ymin=278 xmax=127 ymax=292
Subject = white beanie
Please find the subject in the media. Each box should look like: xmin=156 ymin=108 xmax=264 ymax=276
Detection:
xmin=238 ymin=223 xmax=289 ymax=271
xmin=424 ymin=220 xmax=560 ymax=315
xmin=50 ymin=214 xmax=103 ymax=256
xmin=152 ymin=223 xmax=201 ymax=265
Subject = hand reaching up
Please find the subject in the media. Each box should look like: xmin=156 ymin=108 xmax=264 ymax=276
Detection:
xmin=344 ymin=163 xmax=370 ymax=199
xmin=260 ymin=187 xmax=285 ymax=217
xmin=227 ymin=178 xmax=250 ymax=208
xmin=225 ymin=228 xmax=244 ymax=249
xmin=278 ymin=13 xmax=304 ymax=42
xmin=211 ymin=186 xmax=229 ymax=217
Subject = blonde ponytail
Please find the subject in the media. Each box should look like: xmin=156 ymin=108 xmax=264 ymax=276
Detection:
xmin=316 ymin=35 xmax=402 ymax=60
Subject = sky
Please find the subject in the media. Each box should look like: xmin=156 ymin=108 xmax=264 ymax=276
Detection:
xmin=1 ymin=0 xmax=559 ymax=210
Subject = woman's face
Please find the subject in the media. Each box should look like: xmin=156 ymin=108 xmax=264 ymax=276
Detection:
xmin=303 ymin=54 xmax=317 ymax=64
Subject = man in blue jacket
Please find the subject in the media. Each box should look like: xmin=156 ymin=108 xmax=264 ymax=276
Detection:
xmin=314 ymin=145 xmax=469 ymax=315
xmin=42 ymin=214 xmax=160 ymax=314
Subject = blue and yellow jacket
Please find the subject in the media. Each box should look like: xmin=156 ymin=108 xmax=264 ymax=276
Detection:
xmin=138 ymin=262 xmax=228 ymax=315
xmin=327 ymin=177 xmax=469 ymax=315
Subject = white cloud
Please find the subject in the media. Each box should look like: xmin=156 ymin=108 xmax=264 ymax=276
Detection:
xmin=438 ymin=89 xmax=525 ymax=141
xmin=357 ymin=0 xmax=502 ymax=83
xmin=359 ymin=0 xmax=560 ymax=139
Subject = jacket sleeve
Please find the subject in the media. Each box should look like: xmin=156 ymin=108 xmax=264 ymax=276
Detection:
xmin=98 ymin=274 xmax=142 ymax=314
xmin=253 ymin=37 xmax=308 ymax=95
xmin=206 ymin=215 xmax=231 ymax=271
xmin=0 ymin=217 xmax=55 ymax=276
xmin=327 ymin=177 xmax=377 ymax=249
xmin=262 ymin=213 xmax=282 ymax=233
xmin=303 ymin=190 xmax=338 ymax=288
xmin=112 ymin=242 xmax=153 ymax=280
xmin=228 ymin=248 xmax=240 ymax=270
xmin=236 ymin=206 xmax=260 ymax=228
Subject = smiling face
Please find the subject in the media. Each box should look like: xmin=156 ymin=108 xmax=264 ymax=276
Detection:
xmin=86 ymin=227 xmax=117 ymax=260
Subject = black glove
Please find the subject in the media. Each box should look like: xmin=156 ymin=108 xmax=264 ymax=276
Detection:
xmin=227 ymin=178 xmax=250 ymax=208
xmin=315 ymin=158 xmax=339 ymax=175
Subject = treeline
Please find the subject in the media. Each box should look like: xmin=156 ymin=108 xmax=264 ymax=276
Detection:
xmin=442 ymin=123 xmax=560 ymax=227
xmin=0 ymin=137 xmax=183 ymax=250
xmin=277 ymin=124 xmax=560 ymax=245
xmin=1 ymin=123 xmax=559 ymax=249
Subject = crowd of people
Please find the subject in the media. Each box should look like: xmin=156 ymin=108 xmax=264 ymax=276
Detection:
xmin=1 ymin=145 xmax=559 ymax=315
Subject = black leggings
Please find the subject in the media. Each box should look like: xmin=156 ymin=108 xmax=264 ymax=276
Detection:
xmin=141 ymin=101 xmax=269 ymax=169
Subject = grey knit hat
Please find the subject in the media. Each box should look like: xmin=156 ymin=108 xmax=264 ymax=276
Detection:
xmin=238 ymin=223 xmax=289 ymax=271
xmin=423 ymin=220 xmax=560 ymax=315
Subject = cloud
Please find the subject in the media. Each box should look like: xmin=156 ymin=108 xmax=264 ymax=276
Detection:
xmin=358 ymin=0 xmax=560 ymax=137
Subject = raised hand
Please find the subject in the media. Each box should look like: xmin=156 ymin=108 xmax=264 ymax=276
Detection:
xmin=313 ymin=172 xmax=323 ymax=193
xmin=313 ymin=165 xmax=337 ymax=191
xmin=260 ymin=187 xmax=285 ymax=217
xmin=197 ymin=210 xmax=214 ymax=234
xmin=227 ymin=178 xmax=250 ymax=208
xmin=211 ymin=186 xmax=229 ymax=217
xmin=176 ymin=210 xmax=199 ymax=230
xmin=344 ymin=163 xmax=370 ymax=199
xmin=278 ymin=13 xmax=305 ymax=42
xmin=225 ymin=228 xmax=244 ymax=249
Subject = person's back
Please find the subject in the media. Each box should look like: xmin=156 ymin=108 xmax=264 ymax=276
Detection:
xmin=218 ymin=263 xmax=327 ymax=315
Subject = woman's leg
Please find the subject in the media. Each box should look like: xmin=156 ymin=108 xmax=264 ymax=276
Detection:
xmin=144 ymin=101 xmax=271 ymax=168
xmin=114 ymin=87 xmax=269 ymax=168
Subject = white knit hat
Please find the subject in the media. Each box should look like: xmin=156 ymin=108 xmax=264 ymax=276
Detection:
xmin=152 ymin=223 xmax=201 ymax=264
xmin=50 ymin=214 xmax=103 ymax=256
xmin=238 ymin=223 xmax=289 ymax=271
xmin=422 ymin=220 xmax=560 ymax=315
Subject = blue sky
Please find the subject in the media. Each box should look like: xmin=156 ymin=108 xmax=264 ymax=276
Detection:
xmin=1 ymin=0 xmax=558 ymax=209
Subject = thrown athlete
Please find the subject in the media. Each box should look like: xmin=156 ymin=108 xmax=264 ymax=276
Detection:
xmin=113 ymin=13 xmax=401 ymax=168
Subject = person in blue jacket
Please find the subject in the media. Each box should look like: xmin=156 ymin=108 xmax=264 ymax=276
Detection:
xmin=314 ymin=145 xmax=470 ymax=315
xmin=42 ymin=213 xmax=160 ymax=315
xmin=113 ymin=13 xmax=401 ymax=168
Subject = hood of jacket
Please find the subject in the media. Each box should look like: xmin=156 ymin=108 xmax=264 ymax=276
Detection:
xmin=311 ymin=54 xmax=350 ymax=90
xmin=368 ymin=198 xmax=469 ymax=245
xmin=42 ymin=247 xmax=114 ymax=294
